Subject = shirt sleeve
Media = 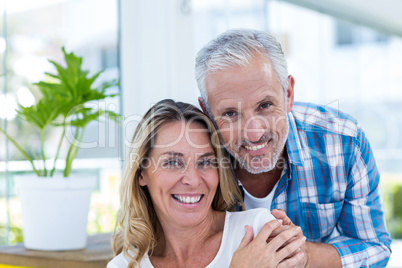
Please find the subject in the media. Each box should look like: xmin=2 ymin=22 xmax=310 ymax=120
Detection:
xmin=327 ymin=127 xmax=392 ymax=267
xmin=107 ymin=261 xmax=120 ymax=268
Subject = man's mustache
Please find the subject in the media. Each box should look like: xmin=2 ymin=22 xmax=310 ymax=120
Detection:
xmin=236 ymin=133 xmax=275 ymax=148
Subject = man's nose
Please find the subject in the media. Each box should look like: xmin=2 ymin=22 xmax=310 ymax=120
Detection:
xmin=243 ymin=115 xmax=267 ymax=142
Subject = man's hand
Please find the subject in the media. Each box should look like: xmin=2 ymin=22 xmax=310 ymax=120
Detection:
xmin=271 ymin=209 xmax=342 ymax=268
xmin=271 ymin=209 xmax=308 ymax=268
xmin=230 ymin=219 xmax=306 ymax=268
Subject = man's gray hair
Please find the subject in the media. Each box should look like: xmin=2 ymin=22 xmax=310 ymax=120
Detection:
xmin=195 ymin=29 xmax=289 ymax=113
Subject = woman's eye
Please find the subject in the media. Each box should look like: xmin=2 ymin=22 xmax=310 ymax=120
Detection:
xmin=162 ymin=159 xmax=182 ymax=168
xmin=200 ymin=159 xmax=210 ymax=166
xmin=198 ymin=158 xmax=216 ymax=168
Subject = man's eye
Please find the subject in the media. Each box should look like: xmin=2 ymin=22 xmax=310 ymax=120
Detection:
xmin=223 ymin=111 xmax=237 ymax=117
xmin=259 ymin=102 xmax=271 ymax=110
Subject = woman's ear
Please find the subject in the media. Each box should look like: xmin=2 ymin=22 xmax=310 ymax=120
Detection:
xmin=138 ymin=170 xmax=147 ymax=186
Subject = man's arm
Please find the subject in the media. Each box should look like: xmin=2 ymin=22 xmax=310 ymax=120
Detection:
xmin=304 ymin=242 xmax=341 ymax=268
xmin=329 ymin=127 xmax=391 ymax=267
xmin=272 ymin=126 xmax=392 ymax=267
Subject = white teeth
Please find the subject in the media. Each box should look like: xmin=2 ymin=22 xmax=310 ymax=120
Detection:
xmin=173 ymin=195 xmax=202 ymax=204
xmin=244 ymin=141 xmax=268 ymax=151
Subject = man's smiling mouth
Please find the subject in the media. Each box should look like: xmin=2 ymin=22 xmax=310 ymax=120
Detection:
xmin=244 ymin=140 xmax=268 ymax=151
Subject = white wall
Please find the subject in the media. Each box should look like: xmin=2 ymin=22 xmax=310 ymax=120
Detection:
xmin=120 ymin=0 xmax=198 ymax=147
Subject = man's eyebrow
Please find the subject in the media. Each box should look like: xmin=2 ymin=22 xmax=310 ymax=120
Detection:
xmin=257 ymin=96 xmax=276 ymax=105
xmin=217 ymin=105 xmax=238 ymax=112
xmin=215 ymin=100 xmax=239 ymax=111
xmin=217 ymin=96 xmax=278 ymax=112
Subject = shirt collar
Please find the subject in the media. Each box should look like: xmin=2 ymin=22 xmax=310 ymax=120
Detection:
xmin=286 ymin=112 xmax=304 ymax=167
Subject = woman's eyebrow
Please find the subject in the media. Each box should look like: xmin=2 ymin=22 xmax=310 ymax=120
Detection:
xmin=159 ymin=152 xmax=216 ymax=159
xmin=160 ymin=152 xmax=184 ymax=157
xmin=197 ymin=152 xmax=216 ymax=158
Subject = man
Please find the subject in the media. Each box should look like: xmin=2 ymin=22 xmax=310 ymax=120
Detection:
xmin=195 ymin=29 xmax=391 ymax=267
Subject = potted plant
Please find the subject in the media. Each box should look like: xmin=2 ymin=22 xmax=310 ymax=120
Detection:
xmin=0 ymin=47 xmax=120 ymax=250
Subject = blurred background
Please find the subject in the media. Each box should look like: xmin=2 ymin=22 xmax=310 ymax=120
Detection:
xmin=0 ymin=0 xmax=401 ymax=266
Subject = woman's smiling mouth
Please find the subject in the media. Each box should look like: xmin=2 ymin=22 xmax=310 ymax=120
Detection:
xmin=172 ymin=194 xmax=203 ymax=204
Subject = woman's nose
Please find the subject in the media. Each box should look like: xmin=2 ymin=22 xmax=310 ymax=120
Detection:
xmin=181 ymin=165 xmax=202 ymax=187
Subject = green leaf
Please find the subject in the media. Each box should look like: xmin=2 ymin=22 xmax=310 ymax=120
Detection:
xmin=68 ymin=110 xmax=102 ymax=128
xmin=5 ymin=47 xmax=121 ymax=177
xmin=0 ymin=127 xmax=40 ymax=176
xmin=104 ymin=110 xmax=123 ymax=124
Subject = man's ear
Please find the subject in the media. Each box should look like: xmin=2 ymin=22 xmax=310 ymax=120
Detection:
xmin=138 ymin=170 xmax=147 ymax=186
xmin=286 ymin=75 xmax=295 ymax=112
xmin=198 ymin=97 xmax=208 ymax=114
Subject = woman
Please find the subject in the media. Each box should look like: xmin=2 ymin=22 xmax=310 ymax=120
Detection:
xmin=108 ymin=99 xmax=305 ymax=267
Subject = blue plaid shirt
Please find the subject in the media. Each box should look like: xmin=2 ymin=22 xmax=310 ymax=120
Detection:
xmin=239 ymin=102 xmax=391 ymax=267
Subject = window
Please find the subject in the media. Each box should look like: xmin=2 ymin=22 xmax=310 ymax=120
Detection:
xmin=0 ymin=0 xmax=120 ymax=246
xmin=336 ymin=20 xmax=390 ymax=46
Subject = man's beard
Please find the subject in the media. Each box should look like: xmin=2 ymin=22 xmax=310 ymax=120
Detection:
xmin=227 ymin=121 xmax=289 ymax=174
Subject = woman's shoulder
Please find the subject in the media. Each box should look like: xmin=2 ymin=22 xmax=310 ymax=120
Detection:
xmin=107 ymin=252 xmax=130 ymax=268
xmin=227 ymin=208 xmax=276 ymax=235
xmin=212 ymin=208 xmax=276 ymax=262
xmin=107 ymin=250 xmax=152 ymax=268
xmin=229 ymin=208 xmax=275 ymax=223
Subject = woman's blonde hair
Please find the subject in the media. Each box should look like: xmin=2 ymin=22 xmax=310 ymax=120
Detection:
xmin=112 ymin=99 xmax=243 ymax=267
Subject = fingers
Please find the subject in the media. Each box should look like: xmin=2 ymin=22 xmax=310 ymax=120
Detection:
xmin=271 ymin=209 xmax=293 ymax=225
xmin=267 ymin=225 xmax=304 ymax=254
xmin=268 ymin=225 xmax=294 ymax=241
xmin=278 ymin=250 xmax=305 ymax=268
xmin=232 ymin=221 xmax=305 ymax=268
xmin=238 ymin=225 xmax=254 ymax=250
xmin=254 ymin=219 xmax=283 ymax=244
xmin=276 ymin=233 xmax=306 ymax=261
xmin=269 ymin=225 xmax=305 ymax=247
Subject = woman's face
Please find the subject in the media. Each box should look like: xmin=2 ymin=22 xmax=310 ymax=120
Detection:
xmin=139 ymin=121 xmax=219 ymax=228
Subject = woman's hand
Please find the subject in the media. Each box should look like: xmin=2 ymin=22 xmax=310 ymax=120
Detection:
xmin=230 ymin=219 xmax=306 ymax=268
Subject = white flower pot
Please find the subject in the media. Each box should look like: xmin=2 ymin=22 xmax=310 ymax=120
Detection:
xmin=14 ymin=174 xmax=96 ymax=251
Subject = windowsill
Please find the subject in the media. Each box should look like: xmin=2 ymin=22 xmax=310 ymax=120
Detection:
xmin=0 ymin=233 xmax=113 ymax=268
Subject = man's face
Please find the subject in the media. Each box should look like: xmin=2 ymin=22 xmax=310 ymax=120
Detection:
xmin=202 ymin=55 xmax=294 ymax=174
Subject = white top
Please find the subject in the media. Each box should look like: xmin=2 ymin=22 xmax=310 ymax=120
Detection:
xmin=243 ymin=180 xmax=279 ymax=211
xmin=107 ymin=208 xmax=275 ymax=268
